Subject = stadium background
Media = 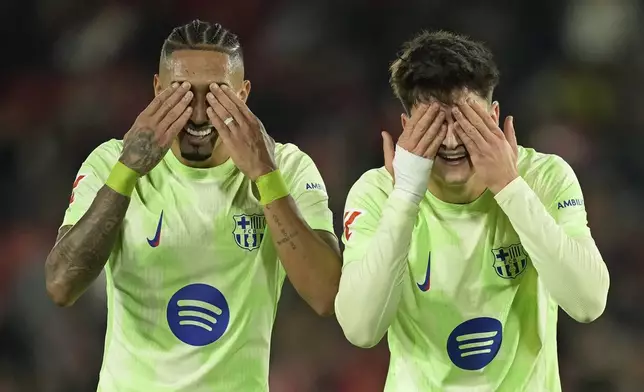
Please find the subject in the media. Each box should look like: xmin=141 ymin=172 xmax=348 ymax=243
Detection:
xmin=0 ymin=0 xmax=641 ymax=391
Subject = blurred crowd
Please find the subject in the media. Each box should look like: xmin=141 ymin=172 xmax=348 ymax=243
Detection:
xmin=1 ymin=0 xmax=643 ymax=391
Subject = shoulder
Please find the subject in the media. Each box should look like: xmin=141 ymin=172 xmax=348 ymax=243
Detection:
xmin=274 ymin=142 xmax=313 ymax=169
xmin=517 ymin=146 xmax=577 ymax=188
xmin=345 ymin=167 xmax=393 ymax=210
xmin=83 ymin=139 xmax=123 ymax=169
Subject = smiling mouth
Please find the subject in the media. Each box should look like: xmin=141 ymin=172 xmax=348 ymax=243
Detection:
xmin=437 ymin=152 xmax=469 ymax=164
xmin=184 ymin=125 xmax=214 ymax=138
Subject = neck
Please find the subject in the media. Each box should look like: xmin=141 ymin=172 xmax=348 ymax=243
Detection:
xmin=170 ymin=139 xmax=230 ymax=168
xmin=427 ymin=174 xmax=487 ymax=204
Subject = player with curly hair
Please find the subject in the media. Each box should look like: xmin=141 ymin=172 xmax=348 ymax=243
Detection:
xmin=335 ymin=30 xmax=609 ymax=392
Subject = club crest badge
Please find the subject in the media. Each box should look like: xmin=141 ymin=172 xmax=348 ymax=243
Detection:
xmin=232 ymin=214 xmax=266 ymax=251
xmin=491 ymin=244 xmax=529 ymax=279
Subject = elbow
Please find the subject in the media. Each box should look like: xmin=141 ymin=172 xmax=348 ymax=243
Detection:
xmin=310 ymin=287 xmax=338 ymax=317
xmin=312 ymin=299 xmax=335 ymax=317
xmin=569 ymin=287 xmax=609 ymax=324
xmin=343 ymin=330 xmax=381 ymax=349
xmin=335 ymin=302 xmax=383 ymax=348
xmin=45 ymin=258 xmax=77 ymax=308
xmin=46 ymin=281 xmax=77 ymax=307
xmin=340 ymin=323 xmax=382 ymax=348
xmin=574 ymin=295 xmax=607 ymax=324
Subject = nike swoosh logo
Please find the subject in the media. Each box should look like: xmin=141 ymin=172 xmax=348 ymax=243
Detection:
xmin=417 ymin=252 xmax=431 ymax=292
xmin=147 ymin=211 xmax=164 ymax=248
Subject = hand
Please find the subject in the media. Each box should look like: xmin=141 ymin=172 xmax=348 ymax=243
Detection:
xmin=120 ymin=82 xmax=193 ymax=175
xmin=452 ymin=98 xmax=519 ymax=194
xmin=206 ymin=84 xmax=276 ymax=181
xmin=382 ymin=103 xmax=447 ymax=179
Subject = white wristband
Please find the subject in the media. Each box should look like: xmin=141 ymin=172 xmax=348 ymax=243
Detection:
xmin=392 ymin=145 xmax=433 ymax=204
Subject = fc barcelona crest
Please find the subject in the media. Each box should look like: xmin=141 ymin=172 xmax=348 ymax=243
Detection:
xmin=491 ymin=244 xmax=529 ymax=279
xmin=233 ymin=214 xmax=266 ymax=251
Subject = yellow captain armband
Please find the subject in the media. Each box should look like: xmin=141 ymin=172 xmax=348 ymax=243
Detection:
xmin=255 ymin=170 xmax=290 ymax=206
xmin=105 ymin=161 xmax=139 ymax=196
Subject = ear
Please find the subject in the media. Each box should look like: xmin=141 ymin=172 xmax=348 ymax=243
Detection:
xmin=238 ymin=80 xmax=251 ymax=103
xmin=491 ymin=100 xmax=500 ymax=126
xmin=401 ymin=112 xmax=409 ymax=130
xmin=153 ymin=74 xmax=163 ymax=96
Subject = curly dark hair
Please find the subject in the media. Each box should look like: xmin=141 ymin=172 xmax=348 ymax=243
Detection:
xmin=389 ymin=30 xmax=500 ymax=112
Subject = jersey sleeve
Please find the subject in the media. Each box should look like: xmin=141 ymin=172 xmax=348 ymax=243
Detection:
xmin=342 ymin=169 xmax=391 ymax=265
xmin=538 ymin=156 xmax=591 ymax=238
xmin=61 ymin=140 xmax=121 ymax=228
xmin=279 ymin=145 xmax=334 ymax=235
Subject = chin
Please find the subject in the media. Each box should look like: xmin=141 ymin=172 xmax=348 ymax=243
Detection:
xmin=180 ymin=150 xmax=212 ymax=163
xmin=433 ymin=163 xmax=475 ymax=186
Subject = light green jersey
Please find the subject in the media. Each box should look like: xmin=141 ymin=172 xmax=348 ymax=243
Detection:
xmin=342 ymin=146 xmax=590 ymax=392
xmin=62 ymin=139 xmax=334 ymax=392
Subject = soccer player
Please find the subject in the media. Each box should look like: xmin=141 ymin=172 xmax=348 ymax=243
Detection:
xmin=45 ymin=20 xmax=341 ymax=391
xmin=335 ymin=31 xmax=610 ymax=391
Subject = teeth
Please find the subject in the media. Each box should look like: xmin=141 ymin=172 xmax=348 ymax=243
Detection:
xmin=186 ymin=128 xmax=213 ymax=137
xmin=440 ymin=155 xmax=466 ymax=160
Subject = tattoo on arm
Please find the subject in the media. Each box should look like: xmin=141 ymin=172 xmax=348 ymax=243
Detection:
xmin=46 ymin=186 xmax=130 ymax=304
xmin=266 ymin=203 xmax=299 ymax=250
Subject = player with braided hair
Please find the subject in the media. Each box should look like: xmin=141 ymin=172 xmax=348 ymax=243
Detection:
xmin=46 ymin=19 xmax=341 ymax=392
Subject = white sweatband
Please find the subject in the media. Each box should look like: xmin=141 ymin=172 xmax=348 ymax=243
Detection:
xmin=392 ymin=145 xmax=433 ymax=204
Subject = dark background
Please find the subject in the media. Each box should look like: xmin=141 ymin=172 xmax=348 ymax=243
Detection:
xmin=0 ymin=0 xmax=642 ymax=391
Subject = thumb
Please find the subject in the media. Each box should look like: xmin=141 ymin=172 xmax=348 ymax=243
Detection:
xmin=382 ymin=130 xmax=395 ymax=179
xmin=504 ymin=116 xmax=518 ymax=155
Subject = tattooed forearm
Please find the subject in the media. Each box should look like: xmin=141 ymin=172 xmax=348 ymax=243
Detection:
xmin=45 ymin=186 xmax=130 ymax=306
xmin=275 ymin=227 xmax=299 ymax=249
xmin=263 ymin=196 xmax=341 ymax=316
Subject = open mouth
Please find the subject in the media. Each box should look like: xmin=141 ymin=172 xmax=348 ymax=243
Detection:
xmin=437 ymin=152 xmax=469 ymax=165
xmin=184 ymin=126 xmax=214 ymax=138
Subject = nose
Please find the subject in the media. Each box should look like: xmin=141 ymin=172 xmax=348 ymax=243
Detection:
xmin=443 ymin=111 xmax=463 ymax=150
xmin=191 ymin=91 xmax=209 ymax=126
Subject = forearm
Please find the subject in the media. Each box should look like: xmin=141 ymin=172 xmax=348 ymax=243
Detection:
xmin=45 ymin=186 xmax=130 ymax=306
xmin=335 ymin=189 xmax=419 ymax=347
xmin=264 ymin=196 xmax=341 ymax=316
xmin=495 ymin=178 xmax=609 ymax=322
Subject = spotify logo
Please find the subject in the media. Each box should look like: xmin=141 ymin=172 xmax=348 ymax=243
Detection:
xmin=166 ymin=283 xmax=230 ymax=346
xmin=446 ymin=317 xmax=503 ymax=370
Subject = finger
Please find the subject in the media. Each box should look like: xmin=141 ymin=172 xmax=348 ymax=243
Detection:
xmin=457 ymin=99 xmax=496 ymax=142
xmin=207 ymin=93 xmax=238 ymax=132
xmin=206 ymin=106 xmax=232 ymax=140
xmin=423 ymin=123 xmax=447 ymax=159
xmin=145 ymin=83 xmax=179 ymax=116
xmin=381 ymin=130 xmax=395 ymax=177
xmin=408 ymin=103 xmax=440 ymax=145
xmin=219 ymin=84 xmax=255 ymax=121
xmin=452 ymin=107 xmax=486 ymax=148
xmin=157 ymin=90 xmax=193 ymax=132
xmin=415 ymin=111 xmax=445 ymax=154
xmin=504 ymin=116 xmax=518 ymax=154
xmin=161 ymin=107 xmax=193 ymax=145
xmin=468 ymin=99 xmax=503 ymax=139
xmin=453 ymin=122 xmax=480 ymax=156
xmin=153 ymin=82 xmax=192 ymax=124
xmin=209 ymin=84 xmax=246 ymax=126
xmin=402 ymin=103 xmax=431 ymax=136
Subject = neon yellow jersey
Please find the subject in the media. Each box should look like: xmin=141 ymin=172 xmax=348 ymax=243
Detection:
xmin=342 ymin=146 xmax=590 ymax=392
xmin=62 ymin=139 xmax=334 ymax=392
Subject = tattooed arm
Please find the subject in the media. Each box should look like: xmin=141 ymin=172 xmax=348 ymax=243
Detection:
xmin=264 ymin=196 xmax=341 ymax=316
xmin=45 ymin=81 xmax=193 ymax=307
xmin=45 ymin=187 xmax=130 ymax=306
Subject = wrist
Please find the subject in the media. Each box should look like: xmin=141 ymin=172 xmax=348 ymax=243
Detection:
xmin=488 ymin=172 xmax=520 ymax=195
xmin=105 ymin=161 xmax=139 ymax=196
xmin=392 ymin=145 xmax=433 ymax=204
xmin=255 ymin=169 xmax=290 ymax=205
